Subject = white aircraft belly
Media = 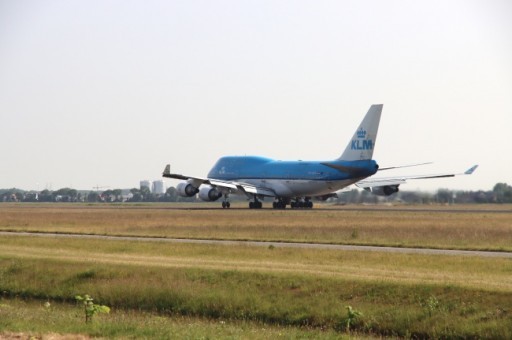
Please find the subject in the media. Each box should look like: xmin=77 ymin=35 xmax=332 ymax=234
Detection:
xmin=240 ymin=179 xmax=358 ymax=198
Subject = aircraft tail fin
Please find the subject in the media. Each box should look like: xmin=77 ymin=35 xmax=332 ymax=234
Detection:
xmin=338 ymin=104 xmax=383 ymax=161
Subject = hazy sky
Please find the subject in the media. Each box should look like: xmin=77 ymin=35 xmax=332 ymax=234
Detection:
xmin=1 ymin=0 xmax=511 ymax=192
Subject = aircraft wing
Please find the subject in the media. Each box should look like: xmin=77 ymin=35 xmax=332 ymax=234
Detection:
xmin=209 ymin=178 xmax=276 ymax=197
xmin=162 ymin=164 xmax=277 ymax=197
xmin=162 ymin=164 xmax=210 ymax=187
xmin=355 ymin=165 xmax=478 ymax=189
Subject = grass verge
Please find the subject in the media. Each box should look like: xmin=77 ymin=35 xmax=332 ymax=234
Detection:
xmin=1 ymin=236 xmax=511 ymax=338
xmin=1 ymin=299 xmax=347 ymax=339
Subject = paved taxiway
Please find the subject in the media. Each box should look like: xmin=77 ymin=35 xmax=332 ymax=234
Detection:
xmin=1 ymin=231 xmax=511 ymax=258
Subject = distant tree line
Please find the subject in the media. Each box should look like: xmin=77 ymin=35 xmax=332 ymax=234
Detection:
xmin=0 ymin=186 xmax=196 ymax=203
xmin=125 ymin=187 xmax=196 ymax=203
xmin=335 ymin=183 xmax=512 ymax=204
xmin=2 ymin=183 xmax=512 ymax=204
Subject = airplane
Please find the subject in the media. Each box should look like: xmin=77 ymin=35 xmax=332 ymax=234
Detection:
xmin=163 ymin=104 xmax=478 ymax=209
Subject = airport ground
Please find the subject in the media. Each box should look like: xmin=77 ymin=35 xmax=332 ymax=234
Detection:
xmin=0 ymin=203 xmax=511 ymax=338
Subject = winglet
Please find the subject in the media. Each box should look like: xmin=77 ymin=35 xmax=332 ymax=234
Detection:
xmin=162 ymin=165 xmax=196 ymax=180
xmin=163 ymin=164 xmax=171 ymax=176
xmin=464 ymin=165 xmax=478 ymax=175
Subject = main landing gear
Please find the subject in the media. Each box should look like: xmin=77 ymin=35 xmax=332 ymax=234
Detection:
xmin=290 ymin=200 xmax=313 ymax=209
xmin=249 ymin=199 xmax=262 ymax=209
xmin=272 ymin=201 xmax=313 ymax=209
xmin=272 ymin=199 xmax=288 ymax=209
xmin=222 ymin=197 xmax=313 ymax=209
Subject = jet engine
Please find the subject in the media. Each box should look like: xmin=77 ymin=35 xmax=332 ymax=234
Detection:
xmin=176 ymin=182 xmax=199 ymax=197
xmin=365 ymin=185 xmax=400 ymax=196
xmin=198 ymin=185 xmax=222 ymax=202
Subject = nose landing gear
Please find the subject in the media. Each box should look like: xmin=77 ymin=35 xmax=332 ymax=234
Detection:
xmin=221 ymin=194 xmax=231 ymax=208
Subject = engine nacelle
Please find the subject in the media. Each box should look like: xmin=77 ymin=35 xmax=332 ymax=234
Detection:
xmin=365 ymin=185 xmax=400 ymax=196
xmin=176 ymin=182 xmax=199 ymax=197
xmin=198 ymin=185 xmax=222 ymax=202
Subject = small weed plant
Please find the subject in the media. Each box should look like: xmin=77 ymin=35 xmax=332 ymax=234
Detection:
xmin=75 ymin=294 xmax=110 ymax=324
xmin=345 ymin=305 xmax=363 ymax=333
xmin=425 ymin=296 xmax=440 ymax=317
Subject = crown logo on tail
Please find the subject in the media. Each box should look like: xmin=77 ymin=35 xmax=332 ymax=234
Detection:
xmin=357 ymin=128 xmax=367 ymax=139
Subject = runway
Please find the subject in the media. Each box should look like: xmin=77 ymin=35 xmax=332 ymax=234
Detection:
xmin=2 ymin=231 xmax=511 ymax=258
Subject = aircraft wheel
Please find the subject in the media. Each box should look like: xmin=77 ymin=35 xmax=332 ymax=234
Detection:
xmin=250 ymin=201 xmax=262 ymax=209
xmin=273 ymin=201 xmax=286 ymax=209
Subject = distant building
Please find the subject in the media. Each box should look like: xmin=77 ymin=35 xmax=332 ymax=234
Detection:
xmin=140 ymin=180 xmax=152 ymax=192
xmin=152 ymin=180 xmax=166 ymax=195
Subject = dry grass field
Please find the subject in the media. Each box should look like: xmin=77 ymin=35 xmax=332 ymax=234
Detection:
xmin=1 ymin=203 xmax=511 ymax=338
xmin=0 ymin=203 xmax=511 ymax=251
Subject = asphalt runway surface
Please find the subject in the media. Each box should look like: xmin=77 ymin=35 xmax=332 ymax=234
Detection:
xmin=2 ymin=231 xmax=511 ymax=258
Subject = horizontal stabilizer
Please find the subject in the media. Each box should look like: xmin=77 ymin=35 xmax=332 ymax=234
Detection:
xmin=321 ymin=162 xmax=372 ymax=177
xmin=379 ymin=162 xmax=433 ymax=171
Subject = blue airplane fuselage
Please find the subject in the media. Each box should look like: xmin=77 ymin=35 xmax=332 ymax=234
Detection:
xmin=207 ymin=156 xmax=379 ymax=197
